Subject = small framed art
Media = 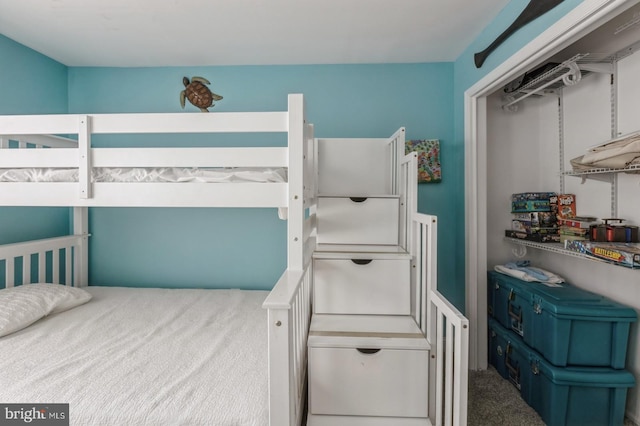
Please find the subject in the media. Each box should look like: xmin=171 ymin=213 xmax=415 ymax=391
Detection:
xmin=405 ymin=139 xmax=441 ymax=183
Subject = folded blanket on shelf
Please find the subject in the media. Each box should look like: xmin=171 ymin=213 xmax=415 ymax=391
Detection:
xmin=495 ymin=260 xmax=565 ymax=286
xmin=570 ymin=131 xmax=640 ymax=172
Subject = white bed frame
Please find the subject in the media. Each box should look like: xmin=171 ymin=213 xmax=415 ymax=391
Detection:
xmin=0 ymin=94 xmax=469 ymax=426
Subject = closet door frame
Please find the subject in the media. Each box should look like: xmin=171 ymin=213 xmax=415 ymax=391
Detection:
xmin=464 ymin=0 xmax=639 ymax=371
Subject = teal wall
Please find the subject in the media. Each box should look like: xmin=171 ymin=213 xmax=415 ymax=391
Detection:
xmin=68 ymin=64 xmax=454 ymax=289
xmin=449 ymin=0 xmax=585 ymax=310
xmin=1 ymin=0 xmax=585 ymax=296
xmin=0 ymin=35 xmax=70 ymax=245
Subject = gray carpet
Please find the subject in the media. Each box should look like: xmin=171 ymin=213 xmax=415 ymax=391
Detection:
xmin=468 ymin=366 xmax=637 ymax=426
xmin=468 ymin=366 xmax=544 ymax=426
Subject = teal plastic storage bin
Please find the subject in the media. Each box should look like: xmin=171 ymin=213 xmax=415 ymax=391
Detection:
xmin=489 ymin=319 xmax=635 ymax=426
xmin=487 ymin=270 xmax=637 ymax=368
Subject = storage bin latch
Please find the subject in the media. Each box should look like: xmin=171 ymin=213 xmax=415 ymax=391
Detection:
xmin=508 ymin=289 xmax=523 ymax=336
xmin=505 ymin=342 xmax=521 ymax=390
xmin=530 ymin=360 xmax=540 ymax=376
xmin=533 ymin=302 xmax=542 ymax=315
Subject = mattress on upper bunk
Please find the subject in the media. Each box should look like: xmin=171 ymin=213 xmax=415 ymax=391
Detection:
xmin=0 ymin=286 xmax=269 ymax=426
xmin=0 ymin=167 xmax=287 ymax=183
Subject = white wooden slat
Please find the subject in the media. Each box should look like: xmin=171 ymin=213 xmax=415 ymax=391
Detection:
xmin=420 ymin=221 xmax=428 ymax=333
xmin=78 ymin=116 xmax=91 ymax=199
xmin=0 ymin=137 xmax=7 ymax=148
xmin=92 ymin=147 xmax=287 ymax=168
xmin=73 ymin=207 xmax=89 ymax=287
xmin=400 ymin=153 xmax=417 ymax=251
xmin=427 ymin=215 xmax=438 ymax=336
xmin=0 ymin=115 xmax=80 ymax=135
xmin=0 ymin=148 xmax=78 ymax=168
xmin=457 ymin=324 xmax=469 ymax=425
xmin=65 ymin=246 xmax=72 ymax=286
xmin=18 ymin=141 xmax=27 ymax=149
xmin=435 ymin=311 xmax=445 ymax=426
xmin=304 ymin=123 xmax=316 ymax=198
xmin=22 ymin=254 xmax=30 ymax=285
xmin=444 ymin=320 xmax=454 ymax=426
xmin=452 ymin=324 xmax=468 ymax=424
xmin=386 ymin=127 xmax=405 ymax=195
xmin=5 ymin=257 xmax=15 ymax=287
xmin=0 ymin=111 xmax=289 ymax=135
xmin=293 ymin=295 xmax=301 ymax=410
xmin=288 ymin=314 xmax=296 ymax=426
xmin=0 ymin=182 xmax=288 ymax=207
xmin=38 ymin=251 xmax=46 ymax=283
xmin=287 ymin=94 xmax=305 ymax=270
xmin=52 ymin=249 xmax=60 ymax=284
xmin=294 ymin=268 xmax=311 ymax=426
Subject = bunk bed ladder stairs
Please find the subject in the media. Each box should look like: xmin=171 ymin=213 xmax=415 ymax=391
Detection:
xmin=307 ymin=133 xmax=469 ymax=425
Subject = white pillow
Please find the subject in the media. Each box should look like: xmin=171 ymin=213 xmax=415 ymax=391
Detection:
xmin=0 ymin=283 xmax=92 ymax=338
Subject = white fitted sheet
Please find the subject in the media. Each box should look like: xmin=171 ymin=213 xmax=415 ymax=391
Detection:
xmin=0 ymin=167 xmax=287 ymax=183
xmin=0 ymin=286 xmax=269 ymax=426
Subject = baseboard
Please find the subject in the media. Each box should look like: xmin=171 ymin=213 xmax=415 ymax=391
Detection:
xmin=307 ymin=414 xmax=432 ymax=426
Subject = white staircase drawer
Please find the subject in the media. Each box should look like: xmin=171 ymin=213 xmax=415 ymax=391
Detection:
xmin=308 ymin=346 xmax=429 ymax=418
xmin=314 ymin=258 xmax=410 ymax=315
xmin=317 ymin=197 xmax=399 ymax=245
xmin=317 ymin=137 xmax=392 ymax=196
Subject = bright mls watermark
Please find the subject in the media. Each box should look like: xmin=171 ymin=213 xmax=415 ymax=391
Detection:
xmin=0 ymin=404 xmax=68 ymax=426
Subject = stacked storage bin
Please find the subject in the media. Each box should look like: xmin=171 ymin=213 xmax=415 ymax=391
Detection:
xmin=487 ymin=270 xmax=637 ymax=426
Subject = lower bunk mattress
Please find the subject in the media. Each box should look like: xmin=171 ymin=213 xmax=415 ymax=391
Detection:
xmin=0 ymin=286 xmax=269 ymax=426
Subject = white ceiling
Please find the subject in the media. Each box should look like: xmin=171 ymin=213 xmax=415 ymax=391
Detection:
xmin=0 ymin=0 xmax=511 ymax=67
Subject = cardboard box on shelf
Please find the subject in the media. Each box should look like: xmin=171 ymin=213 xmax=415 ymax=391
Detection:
xmin=505 ymin=230 xmax=561 ymax=243
xmin=551 ymin=194 xmax=576 ymax=221
xmin=564 ymin=240 xmax=640 ymax=268
xmin=511 ymin=192 xmax=558 ymax=213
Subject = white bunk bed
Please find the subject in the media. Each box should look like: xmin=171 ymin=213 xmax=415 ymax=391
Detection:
xmin=0 ymin=94 xmax=469 ymax=426
xmin=0 ymin=94 xmax=313 ymax=426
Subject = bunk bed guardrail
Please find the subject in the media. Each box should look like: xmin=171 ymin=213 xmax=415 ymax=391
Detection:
xmin=412 ymin=212 xmax=469 ymax=426
xmin=400 ymin=151 xmax=418 ymax=250
xmin=262 ymin=264 xmax=312 ymax=426
xmin=0 ymin=234 xmax=85 ymax=288
xmin=0 ymin=96 xmax=306 ymax=208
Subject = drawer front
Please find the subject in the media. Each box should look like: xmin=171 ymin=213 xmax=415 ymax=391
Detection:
xmin=317 ymin=197 xmax=399 ymax=245
xmin=309 ymin=346 xmax=429 ymax=418
xmin=314 ymin=258 xmax=410 ymax=315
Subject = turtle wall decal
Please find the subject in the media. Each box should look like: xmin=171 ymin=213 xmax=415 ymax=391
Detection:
xmin=180 ymin=76 xmax=223 ymax=112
